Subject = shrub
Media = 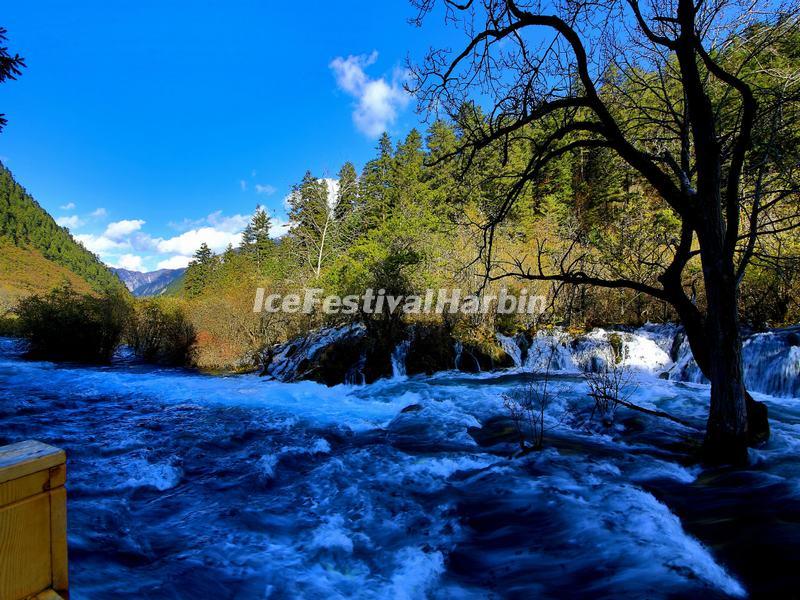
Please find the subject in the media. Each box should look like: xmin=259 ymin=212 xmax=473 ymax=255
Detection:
xmin=127 ymin=299 xmax=197 ymax=366
xmin=501 ymin=339 xmax=564 ymax=452
xmin=15 ymin=283 xmax=132 ymax=363
xmin=583 ymin=344 xmax=636 ymax=426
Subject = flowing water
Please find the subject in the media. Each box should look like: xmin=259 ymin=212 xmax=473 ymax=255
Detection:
xmin=1 ymin=333 xmax=799 ymax=599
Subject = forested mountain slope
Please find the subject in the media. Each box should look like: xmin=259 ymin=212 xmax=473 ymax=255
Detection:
xmin=0 ymin=237 xmax=94 ymax=310
xmin=0 ymin=163 xmax=124 ymax=294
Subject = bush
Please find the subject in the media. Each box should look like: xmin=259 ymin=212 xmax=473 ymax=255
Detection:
xmin=501 ymin=339 xmax=565 ymax=452
xmin=15 ymin=284 xmax=132 ymax=363
xmin=127 ymin=299 xmax=197 ymax=366
xmin=583 ymin=344 xmax=636 ymax=426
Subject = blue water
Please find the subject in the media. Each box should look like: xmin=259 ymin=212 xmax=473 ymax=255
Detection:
xmin=1 ymin=337 xmax=799 ymax=598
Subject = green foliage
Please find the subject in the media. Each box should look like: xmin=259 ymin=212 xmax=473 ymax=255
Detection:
xmin=0 ymin=164 xmax=126 ymax=293
xmin=286 ymin=170 xmax=337 ymax=278
xmin=334 ymin=162 xmax=359 ymax=222
xmin=162 ymin=22 xmax=800 ymax=369
xmin=0 ymin=27 xmax=26 ymax=131
xmin=241 ymin=207 xmax=273 ymax=270
xmin=183 ymin=242 xmax=218 ymax=298
xmin=127 ymin=298 xmax=197 ymax=366
xmin=14 ymin=283 xmax=132 ymax=363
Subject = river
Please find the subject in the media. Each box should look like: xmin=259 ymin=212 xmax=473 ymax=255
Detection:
xmin=1 ymin=334 xmax=798 ymax=598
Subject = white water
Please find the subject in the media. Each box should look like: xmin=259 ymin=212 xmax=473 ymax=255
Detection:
xmin=494 ymin=324 xmax=799 ymax=400
xmin=496 ymin=333 xmax=523 ymax=368
xmin=391 ymin=339 xmax=411 ymax=379
xmin=265 ymin=323 xmax=365 ymax=381
xmin=2 ymin=331 xmax=799 ymax=597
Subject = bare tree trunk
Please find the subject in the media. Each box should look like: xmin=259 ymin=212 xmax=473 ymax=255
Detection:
xmin=702 ymin=264 xmax=749 ymax=460
xmin=660 ymin=225 xmax=769 ymax=462
xmin=315 ymin=215 xmax=330 ymax=279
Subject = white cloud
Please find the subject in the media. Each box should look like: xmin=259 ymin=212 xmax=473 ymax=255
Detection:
xmin=60 ymin=202 xmax=76 ymax=210
xmin=270 ymin=217 xmax=291 ymax=239
xmin=157 ymin=255 xmax=193 ymax=270
xmin=156 ymin=226 xmax=243 ymax=256
xmin=240 ymin=179 xmax=248 ymax=191
xmin=206 ymin=210 xmax=250 ymax=232
xmin=322 ymin=178 xmax=339 ymax=211
xmin=56 ymin=215 xmax=83 ymax=229
xmin=80 ymin=209 xmax=271 ymax=273
xmin=255 ymin=184 xmax=276 ymax=196
xmin=115 ymin=254 xmax=144 ymax=271
xmin=75 ymin=233 xmax=130 ymax=253
xmin=104 ymin=219 xmax=145 ymax=240
xmin=91 ymin=207 xmax=108 ymax=218
xmin=330 ymin=51 xmax=410 ymax=137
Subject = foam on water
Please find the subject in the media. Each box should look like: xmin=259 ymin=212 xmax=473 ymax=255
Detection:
xmin=1 ymin=336 xmax=798 ymax=596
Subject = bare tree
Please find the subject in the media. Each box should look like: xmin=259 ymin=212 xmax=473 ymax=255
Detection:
xmin=502 ymin=338 xmax=564 ymax=451
xmin=583 ymin=344 xmax=637 ymax=426
xmin=410 ymin=0 xmax=800 ymax=461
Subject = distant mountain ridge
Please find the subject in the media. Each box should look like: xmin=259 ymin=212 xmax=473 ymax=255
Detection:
xmin=112 ymin=267 xmax=185 ymax=296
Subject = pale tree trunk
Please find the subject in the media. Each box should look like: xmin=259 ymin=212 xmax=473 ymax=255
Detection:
xmin=314 ymin=214 xmax=331 ymax=279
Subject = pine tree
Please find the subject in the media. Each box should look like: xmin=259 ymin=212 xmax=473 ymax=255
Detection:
xmin=392 ymin=129 xmax=425 ymax=213
xmin=241 ymin=207 xmax=272 ymax=270
xmin=334 ymin=162 xmax=359 ymax=222
xmin=193 ymin=242 xmax=213 ymax=265
xmin=423 ymin=121 xmax=458 ymax=210
xmin=359 ymin=133 xmax=395 ymax=227
xmin=183 ymin=242 xmax=216 ymax=297
xmin=0 ymin=28 xmax=26 ymax=131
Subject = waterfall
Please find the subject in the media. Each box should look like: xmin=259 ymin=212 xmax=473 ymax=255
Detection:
xmin=742 ymin=330 xmax=800 ymax=398
xmin=664 ymin=326 xmax=800 ymax=398
xmin=666 ymin=336 xmax=707 ymax=384
xmin=391 ymin=339 xmax=411 ymax=379
xmin=496 ymin=334 xmax=523 ymax=368
xmin=262 ymin=320 xmax=799 ymax=398
xmin=525 ymin=331 xmax=579 ymax=373
xmin=345 ymin=352 xmax=367 ymax=386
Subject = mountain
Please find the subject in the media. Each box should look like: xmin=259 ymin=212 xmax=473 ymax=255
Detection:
xmin=0 ymin=237 xmax=95 ymax=310
xmin=112 ymin=268 xmax=186 ymax=296
xmin=0 ymin=162 xmax=126 ymax=304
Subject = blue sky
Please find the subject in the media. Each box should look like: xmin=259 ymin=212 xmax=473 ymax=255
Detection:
xmin=1 ymin=1 xmax=455 ymax=271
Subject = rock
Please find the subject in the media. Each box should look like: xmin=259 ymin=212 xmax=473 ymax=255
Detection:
xmin=467 ymin=416 xmax=521 ymax=447
xmin=670 ymin=330 xmax=686 ymax=362
xmin=457 ymin=343 xmax=514 ymax=373
xmin=405 ymin=324 xmax=456 ymax=376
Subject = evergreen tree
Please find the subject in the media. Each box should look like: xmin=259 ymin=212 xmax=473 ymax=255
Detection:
xmin=359 ymin=133 xmax=395 ymax=227
xmin=334 ymin=162 xmax=359 ymax=222
xmin=392 ymin=129 xmax=426 ymax=213
xmin=194 ymin=242 xmax=214 ymax=265
xmin=241 ymin=207 xmax=272 ymax=270
xmin=0 ymin=28 xmax=26 ymax=131
xmin=183 ymin=243 xmax=216 ymax=297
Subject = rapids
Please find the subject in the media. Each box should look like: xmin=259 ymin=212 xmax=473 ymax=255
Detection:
xmin=1 ymin=333 xmax=799 ymax=598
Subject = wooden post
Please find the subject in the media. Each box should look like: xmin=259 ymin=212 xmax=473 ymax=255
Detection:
xmin=0 ymin=441 xmax=68 ymax=600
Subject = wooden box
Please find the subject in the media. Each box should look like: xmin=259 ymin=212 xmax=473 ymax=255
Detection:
xmin=0 ymin=441 xmax=68 ymax=600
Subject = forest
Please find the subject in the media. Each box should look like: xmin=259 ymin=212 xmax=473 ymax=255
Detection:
xmin=168 ymin=17 xmax=799 ymax=374
xmin=2 ymin=1 xmax=800 ymax=597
